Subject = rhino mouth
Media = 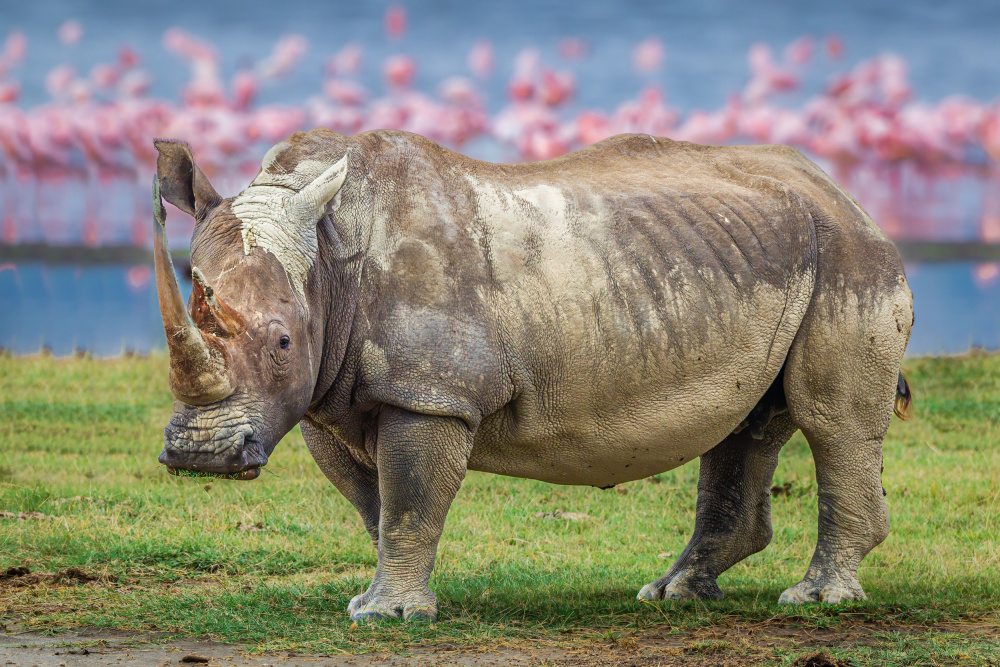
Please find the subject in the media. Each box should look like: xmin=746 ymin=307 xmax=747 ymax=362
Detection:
xmin=158 ymin=435 xmax=268 ymax=480
xmin=166 ymin=466 xmax=262 ymax=481
xmin=159 ymin=406 xmax=269 ymax=480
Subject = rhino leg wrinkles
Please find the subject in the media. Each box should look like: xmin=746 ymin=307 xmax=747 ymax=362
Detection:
xmin=348 ymin=406 xmax=475 ymax=623
xmin=777 ymin=260 xmax=911 ymax=605
xmin=638 ymin=413 xmax=797 ymax=602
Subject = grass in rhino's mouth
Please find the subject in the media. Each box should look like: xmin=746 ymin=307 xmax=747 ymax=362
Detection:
xmin=166 ymin=466 xmax=262 ymax=481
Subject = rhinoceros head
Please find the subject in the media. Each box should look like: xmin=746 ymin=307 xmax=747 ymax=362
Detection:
xmin=152 ymin=139 xmax=348 ymax=480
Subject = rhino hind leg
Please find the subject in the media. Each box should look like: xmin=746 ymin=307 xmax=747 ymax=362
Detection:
xmin=637 ymin=413 xmax=797 ymax=602
xmin=778 ymin=275 xmax=912 ymax=605
xmin=348 ymin=406 xmax=474 ymax=623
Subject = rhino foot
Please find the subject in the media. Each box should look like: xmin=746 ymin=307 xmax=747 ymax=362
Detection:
xmin=778 ymin=576 xmax=866 ymax=605
xmin=347 ymin=589 xmax=439 ymax=623
xmin=637 ymin=570 xmax=723 ymax=602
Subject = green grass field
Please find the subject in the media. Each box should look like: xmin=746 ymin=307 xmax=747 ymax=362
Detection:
xmin=1 ymin=353 xmax=998 ymax=664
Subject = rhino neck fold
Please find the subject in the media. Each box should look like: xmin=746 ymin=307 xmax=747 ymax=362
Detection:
xmin=305 ymin=209 xmax=370 ymax=417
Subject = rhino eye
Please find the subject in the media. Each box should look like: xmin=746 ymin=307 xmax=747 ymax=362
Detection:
xmin=279 ymin=335 xmax=291 ymax=350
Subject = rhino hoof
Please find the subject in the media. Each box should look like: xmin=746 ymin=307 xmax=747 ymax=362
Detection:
xmin=348 ymin=594 xmax=398 ymax=623
xmin=637 ymin=573 xmax=723 ymax=602
xmin=778 ymin=580 xmax=866 ymax=605
xmin=636 ymin=583 xmax=664 ymax=601
xmin=347 ymin=592 xmax=438 ymax=622
xmin=662 ymin=579 xmax=723 ymax=601
xmin=402 ymin=603 xmax=438 ymax=622
xmin=349 ymin=603 xmax=401 ymax=623
xmin=347 ymin=593 xmax=365 ymax=616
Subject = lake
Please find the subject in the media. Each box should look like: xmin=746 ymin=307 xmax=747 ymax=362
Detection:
xmin=0 ymin=260 xmax=996 ymax=357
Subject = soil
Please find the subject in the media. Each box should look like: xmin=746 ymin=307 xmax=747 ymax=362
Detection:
xmin=1 ymin=567 xmax=995 ymax=666
xmin=3 ymin=621 xmax=995 ymax=667
xmin=0 ymin=567 xmax=114 ymax=590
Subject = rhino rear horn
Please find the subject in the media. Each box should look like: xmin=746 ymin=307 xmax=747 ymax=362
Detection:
xmin=154 ymin=139 xmax=222 ymax=220
xmin=190 ymin=266 xmax=245 ymax=338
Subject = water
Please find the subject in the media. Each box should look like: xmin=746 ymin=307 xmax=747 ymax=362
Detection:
xmin=0 ymin=263 xmax=168 ymax=357
xmin=0 ymin=261 xmax=996 ymax=357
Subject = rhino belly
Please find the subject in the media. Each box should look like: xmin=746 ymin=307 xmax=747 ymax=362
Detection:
xmin=456 ymin=170 xmax=817 ymax=486
xmin=470 ymin=367 xmax=765 ymax=486
xmin=468 ymin=289 xmax=804 ymax=488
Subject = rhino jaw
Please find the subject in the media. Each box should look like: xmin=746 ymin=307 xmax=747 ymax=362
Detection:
xmin=165 ymin=466 xmax=262 ymax=481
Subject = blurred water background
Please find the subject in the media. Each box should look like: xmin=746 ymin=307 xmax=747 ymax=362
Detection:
xmin=1 ymin=0 xmax=998 ymax=356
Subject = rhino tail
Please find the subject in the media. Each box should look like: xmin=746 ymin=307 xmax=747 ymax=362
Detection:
xmin=893 ymin=371 xmax=912 ymax=420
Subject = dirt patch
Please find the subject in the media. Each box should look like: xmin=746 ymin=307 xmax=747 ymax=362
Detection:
xmin=791 ymin=652 xmax=853 ymax=667
xmin=0 ymin=565 xmax=115 ymax=589
xmin=0 ymin=621 xmax=995 ymax=667
xmin=0 ymin=510 xmax=53 ymax=520
xmin=533 ymin=509 xmax=593 ymax=521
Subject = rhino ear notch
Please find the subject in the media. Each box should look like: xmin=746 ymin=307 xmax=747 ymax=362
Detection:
xmin=154 ymin=139 xmax=222 ymax=221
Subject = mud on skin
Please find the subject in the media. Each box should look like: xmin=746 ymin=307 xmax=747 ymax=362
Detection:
xmin=150 ymin=128 xmax=913 ymax=622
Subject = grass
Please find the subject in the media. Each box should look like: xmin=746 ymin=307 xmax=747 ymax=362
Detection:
xmin=0 ymin=352 xmax=998 ymax=664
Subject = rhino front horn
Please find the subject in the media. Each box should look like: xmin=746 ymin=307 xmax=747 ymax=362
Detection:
xmin=152 ymin=175 xmax=235 ymax=406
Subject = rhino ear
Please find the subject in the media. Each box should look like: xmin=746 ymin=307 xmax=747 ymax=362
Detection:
xmin=287 ymin=152 xmax=350 ymax=227
xmin=154 ymin=140 xmax=222 ymax=220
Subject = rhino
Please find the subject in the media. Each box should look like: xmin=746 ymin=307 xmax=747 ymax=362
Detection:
xmin=152 ymin=128 xmax=913 ymax=622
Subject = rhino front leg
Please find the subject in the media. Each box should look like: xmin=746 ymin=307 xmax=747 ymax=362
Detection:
xmin=638 ymin=414 xmax=797 ymax=602
xmin=300 ymin=420 xmax=381 ymax=548
xmin=348 ymin=406 xmax=474 ymax=623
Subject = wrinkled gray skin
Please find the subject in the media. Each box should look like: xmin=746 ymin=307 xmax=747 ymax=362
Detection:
xmin=154 ymin=129 xmax=913 ymax=622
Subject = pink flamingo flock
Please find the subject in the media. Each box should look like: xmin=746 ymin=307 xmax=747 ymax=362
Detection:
xmin=2 ymin=7 xmax=1000 ymax=250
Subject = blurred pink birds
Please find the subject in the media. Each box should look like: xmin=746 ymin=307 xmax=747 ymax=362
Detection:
xmin=383 ymin=55 xmax=416 ymax=89
xmin=57 ymin=20 xmax=83 ymax=46
xmin=384 ymin=5 xmax=408 ymax=40
xmin=0 ymin=19 xmax=997 ymax=252
xmin=632 ymin=38 xmax=664 ymax=73
xmin=467 ymin=40 xmax=493 ymax=79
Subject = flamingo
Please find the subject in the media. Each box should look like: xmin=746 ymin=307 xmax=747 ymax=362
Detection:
xmin=632 ymin=38 xmax=664 ymax=74
xmin=558 ymin=37 xmax=587 ymax=61
xmin=384 ymin=55 xmax=416 ymax=90
xmin=326 ymin=43 xmax=363 ymax=77
xmin=783 ymin=36 xmax=815 ymax=66
xmin=467 ymin=40 xmax=493 ymax=79
xmin=384 ymin=5 xmax=407 ymax=41
xmin=57 ymin=21 xmax=83 ymax=46
xmin=257 ymin=35 xmax=309 ymax=80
